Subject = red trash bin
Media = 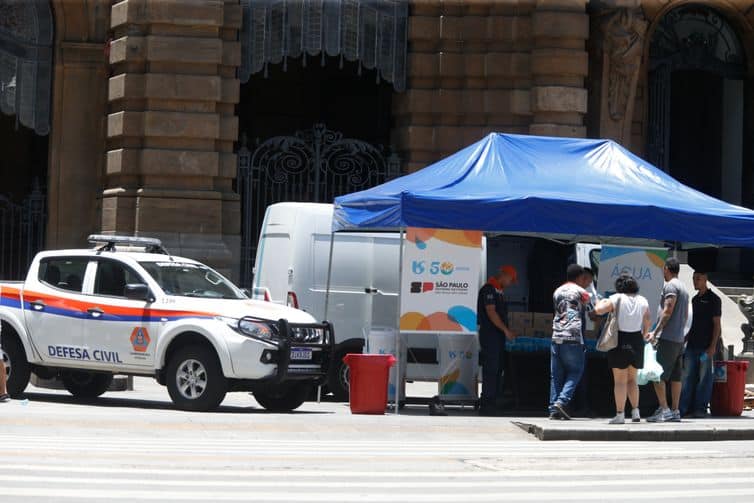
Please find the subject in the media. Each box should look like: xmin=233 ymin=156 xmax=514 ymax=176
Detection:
xmin=343 ymin=354 xmax=396 ymax=414
xmin=711 ymin=360 xmax=750 ymax=417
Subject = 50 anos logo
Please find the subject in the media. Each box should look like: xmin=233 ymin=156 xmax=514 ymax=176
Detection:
xmin=412 ymin=260 xmax=455 ymax=276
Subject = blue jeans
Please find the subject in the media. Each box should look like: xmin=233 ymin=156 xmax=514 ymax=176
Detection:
xmin=679 ymin=348 xmax=713 ymax=416
xmin=549 ymin=342 xmax=585 ymax=413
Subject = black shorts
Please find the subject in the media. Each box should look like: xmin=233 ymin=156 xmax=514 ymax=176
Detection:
xmin=607 ymin=331 xmax=645 ymax=370
xmin=656 ymin=338 xmax=684 ymax=382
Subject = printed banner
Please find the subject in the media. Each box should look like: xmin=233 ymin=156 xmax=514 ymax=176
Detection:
xmin=596 ymin=245 xmax=668 ymax=321
xmin=400 ymin=228 xmax=482 ymax=333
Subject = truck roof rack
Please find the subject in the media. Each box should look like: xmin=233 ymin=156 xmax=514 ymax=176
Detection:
xmin=87 ymin=234 xmax=169 ymax=255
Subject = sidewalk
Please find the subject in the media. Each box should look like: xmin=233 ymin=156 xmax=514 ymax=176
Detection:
xmin=514 ymin=412 xmax=754 ymax=441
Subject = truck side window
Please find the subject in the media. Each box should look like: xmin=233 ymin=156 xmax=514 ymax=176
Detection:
xmin=94 ymin=260 xmax=142 ymax=298
xmin=38 ymin=258 xmax=89 ymax=293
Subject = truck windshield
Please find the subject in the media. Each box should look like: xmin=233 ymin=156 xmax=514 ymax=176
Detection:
xmin=139 ymin=262 xmax=245 ymax=299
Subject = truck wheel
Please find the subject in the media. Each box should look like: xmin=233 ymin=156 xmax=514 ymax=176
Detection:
xmin=61 ymin=371 xmax=113 ymax=399
xmin=254 ymin=383 xmax=309 ymax=412
xmin=166 ymin=345 xmax=227 ymax=412
xmin=2 ymin=336 xmax=30 ymax=397
xmin=328 ymin=352 xmax=351 ymax=402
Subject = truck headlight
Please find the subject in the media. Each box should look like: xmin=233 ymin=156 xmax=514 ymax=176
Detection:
xmin=291 ymin=327 xmax=324 ymax=343
xmin=216 ymin=316 xmax=276 ymax=341
xmin=238 ymin=318 xmax=275 ymax=340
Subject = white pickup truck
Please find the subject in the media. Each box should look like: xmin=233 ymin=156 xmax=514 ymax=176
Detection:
xmin=0 ymin=235 xmax=333 ymax=412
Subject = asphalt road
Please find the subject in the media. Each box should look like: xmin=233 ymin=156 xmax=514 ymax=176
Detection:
xmin=2 ymin=378 xmax=754 ymax=502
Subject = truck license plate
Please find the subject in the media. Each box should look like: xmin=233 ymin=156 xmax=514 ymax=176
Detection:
xmin=290 ymin=348 xmax=313 ymax=361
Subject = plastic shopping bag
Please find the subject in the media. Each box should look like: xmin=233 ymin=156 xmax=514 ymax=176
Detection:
xmin=637 ymin=342 xmax=664 ymax=385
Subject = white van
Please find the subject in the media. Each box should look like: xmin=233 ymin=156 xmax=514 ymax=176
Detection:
xmin=254 ymin=203 xmax=402 ymax=400
xmin=254 ymin=203 xmax=493 ymax=400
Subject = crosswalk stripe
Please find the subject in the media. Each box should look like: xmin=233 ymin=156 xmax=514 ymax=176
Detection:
xmin=3 ymin=486 xmax=754 ymax=501
xmin=1 ymin=474 xmax=753 ymax=490
xmin=10 ymin=464 xmax=754 ymax=479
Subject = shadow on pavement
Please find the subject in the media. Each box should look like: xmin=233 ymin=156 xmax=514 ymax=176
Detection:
xmin=21 ymin=392 xmax=333 ymax=415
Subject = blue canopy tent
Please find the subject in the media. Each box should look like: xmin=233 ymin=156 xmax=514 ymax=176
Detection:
xmin=333 ymin=133 xmax=754 ymax=248
xmin=328 ymin=133 xmax=754 ymax=413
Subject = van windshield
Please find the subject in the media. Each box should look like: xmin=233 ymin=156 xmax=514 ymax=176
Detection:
xmin=139 ymin=262 xmax=245 ymax=299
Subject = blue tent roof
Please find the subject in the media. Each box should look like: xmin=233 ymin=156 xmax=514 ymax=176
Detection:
xmin=333 ymin=133 xmax=754 ymax=248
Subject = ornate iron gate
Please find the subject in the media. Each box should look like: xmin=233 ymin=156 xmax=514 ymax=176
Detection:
xmin=646 ymin=4 xmax=745 ymax=172
xmin=0 ymin=183 xmax=45 ymax=280
xmin=237 ymin=123 xmax=400 ymax=287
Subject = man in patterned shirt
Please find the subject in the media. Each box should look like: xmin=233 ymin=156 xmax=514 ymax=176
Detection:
xmin=549 ymin=264 xmax=591 ymax=420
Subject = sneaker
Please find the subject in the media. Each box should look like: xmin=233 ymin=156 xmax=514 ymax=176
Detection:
xmin=0 ymin=394 xmax=10 ymax=403
xmin=553 ymin=402 xmax=571 ymax=420
xmin=549 ymin=411 xmax=562 ymax=420
xmin=608 ymin=413 xmax=625 ymax=425
xmin=646 ymin=407 xmax=673 ymax=423
xmin=670 ymin=409 xmax=682 ymax=422
xmin=631 ymin=408 xmax=641 ymax=423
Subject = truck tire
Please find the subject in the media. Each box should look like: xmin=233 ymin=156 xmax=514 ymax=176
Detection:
xmin=254 ymin=383 xmax=309 ymax=412
xmin=61 ymin=371 xmax=113 ymax=399
xmin=1 ymin=336 xmax=30 ymax=397
xmin=328 ymin=351 xmax=352 ymax=402
xmin=166 ymin=345 xmax=227 ymax=412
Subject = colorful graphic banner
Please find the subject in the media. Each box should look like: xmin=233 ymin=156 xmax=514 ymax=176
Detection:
xmin=400 ymin=228 xmax=483 ymax=333
xmin=596 ymin=245 xmax=668 ymax=321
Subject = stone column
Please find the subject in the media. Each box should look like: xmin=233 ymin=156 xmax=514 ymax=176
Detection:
xmin=106 ymin=0 xmax=241 ymax=277
xmin=590 ymin=1 xmax=647 ymax=146
xmin=46 ymin=0 xmax=111 ymax=249
xmin=529 ymin=0 xmax=590 ymax=138
xmin=392 ymin=1 xmax=535 ymax=173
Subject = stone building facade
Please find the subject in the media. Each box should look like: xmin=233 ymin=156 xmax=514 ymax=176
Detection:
xmin=1 ymin=0 xmax=753 ymax=281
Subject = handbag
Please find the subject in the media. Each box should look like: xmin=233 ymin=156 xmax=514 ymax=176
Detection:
xmin=596 ymin=294 xmax=621 ymax=352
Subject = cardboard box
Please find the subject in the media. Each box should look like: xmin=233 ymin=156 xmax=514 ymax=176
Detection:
xmin=508 ymin=312 xmax=533 ymax=332
xmin=530 ymin=328 xmax=550 ymax=338
xmin=532 ymin=312 xmax=554 ymax=333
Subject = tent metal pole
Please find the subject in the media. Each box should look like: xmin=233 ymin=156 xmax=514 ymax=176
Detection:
xmin=324 ymin=231 xmax=335 ymax=324
xmin=321 ymin=230 xmax=336 ymax=406
xmin=396 ymin=227 xmax=405 ymax=415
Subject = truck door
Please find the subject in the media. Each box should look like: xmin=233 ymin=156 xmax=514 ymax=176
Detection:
xmin=24 ymin=256 xmax=91 ymax=365
xmin=83 ymin=258 xmax=158 ymax=370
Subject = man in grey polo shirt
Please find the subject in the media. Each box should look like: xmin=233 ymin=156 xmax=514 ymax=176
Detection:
xmin=647 ymin=257 xmax=688 ymax=422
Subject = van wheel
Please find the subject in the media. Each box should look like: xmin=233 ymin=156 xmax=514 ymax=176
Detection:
xmin=254 ymin=383 xmax=309 ymax=412
xmin=2 ymin=336 xmax=30 ymax=397
xmin=62 ymin=371 xmax=113 ymax=399
xmin=166 ymin=345 xmax=227 ymax=412
xmin=328 ymin=352 xmax=351 ymax=402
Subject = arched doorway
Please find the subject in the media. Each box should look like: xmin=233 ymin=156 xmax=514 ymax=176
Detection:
xmin=0 ymin=0 xmax=52 ymax=279
xmin=647 ymin=4 xmax=747 ymax=273
xmin=235 ymin=1 xmax=407 ymax=287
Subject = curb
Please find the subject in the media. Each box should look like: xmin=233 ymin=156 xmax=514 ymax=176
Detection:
xmin=513 ymin=421 xmax=754 ymax=441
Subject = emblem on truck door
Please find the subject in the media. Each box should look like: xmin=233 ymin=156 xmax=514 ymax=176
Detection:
xmin=130 ymin=327 xmax=151 ymax=353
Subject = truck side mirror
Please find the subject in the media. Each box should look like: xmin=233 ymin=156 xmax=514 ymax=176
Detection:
xmin=124 ymin=283 xmax=152 ymax=302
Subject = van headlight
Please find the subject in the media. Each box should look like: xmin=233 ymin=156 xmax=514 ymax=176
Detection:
xmin=217 ymin=316 xmax=276 ymax=341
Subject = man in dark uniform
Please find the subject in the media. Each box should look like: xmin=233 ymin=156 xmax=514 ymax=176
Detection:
xmin=477 ymin=265 xmax=518 ymax=416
